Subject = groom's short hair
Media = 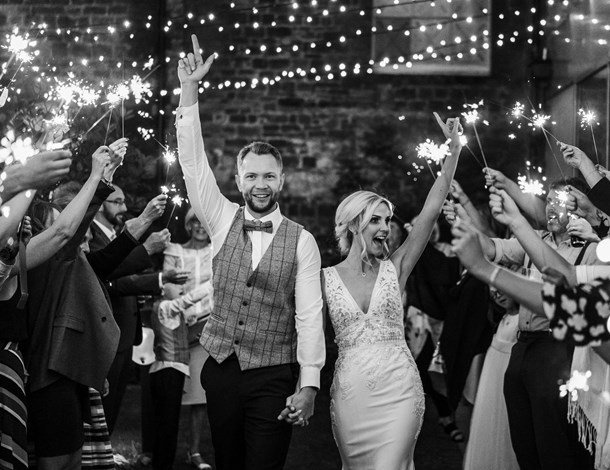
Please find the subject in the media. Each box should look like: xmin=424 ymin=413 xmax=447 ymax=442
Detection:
xmin=236 ymin=141 xmax=283 ymax=172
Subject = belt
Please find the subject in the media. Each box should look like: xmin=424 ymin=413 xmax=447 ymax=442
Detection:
xmin=516 ymin=330 xmax=552 ymax=342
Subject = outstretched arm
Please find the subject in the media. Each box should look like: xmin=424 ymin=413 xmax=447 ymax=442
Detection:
xmin=26 ymin=147 xmax=111 ymax=268
xmin=484 ymin=167 xmax=547 ymax=229
xmin=176 ymin=34 xmax=236 ymax=250
xmin=391 ymin=113 xmax=461 ymax=288
xmin=488 ymin=187 xmax=576 ymax=284
xmin=449 ymin=180 xmax=494 ymax=236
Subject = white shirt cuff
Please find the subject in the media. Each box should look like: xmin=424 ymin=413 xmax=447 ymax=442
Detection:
xmin=491 ymin=238 xmax=503 ymax=263
xmin=299 ymin=366 xmax=320 ymax=390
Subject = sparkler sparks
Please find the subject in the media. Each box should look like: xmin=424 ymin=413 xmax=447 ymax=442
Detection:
xmin=171 ymin=195 xmax=184 ymax=207
xmin=511 ymin=101 xmax=525 ymax=118
xmin=578 ymin=109 xmax=597 ymax=129
xmin=129 ymin=76 xmax=152 ymax=104
xmin=415 ymin=139 xmax=449 ymax=165
xmin=461 ymin=109 xmax=479 ymax=124
xmin=163 ymin=149 xmax=177 ymax=165
xmin=531 ymin=113 xmax=550 ymax=129
xmin=0 ymin=131 xmax=39 ymax=165
xmin=556 ymin=189 xmax=570 ymax=206
xmin=518 ymin=175 xmax=545 ymax=196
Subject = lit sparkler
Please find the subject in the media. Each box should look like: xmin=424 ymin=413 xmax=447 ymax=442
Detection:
xmin=578 ymin=108 xmax=601 ymax=164
xmin=518 ymin=175 xmax=545 ymax=196
xmin=461 ymin=102 xmax=489 ymax=169
xmin=0 ymin=131 xmax=39 ymax=165
xmin=415 ymin=139 xmax=450 ymax=165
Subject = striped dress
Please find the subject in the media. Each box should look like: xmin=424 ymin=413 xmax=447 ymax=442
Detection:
xmin=0 ymin=341 xmax=28 ymax=470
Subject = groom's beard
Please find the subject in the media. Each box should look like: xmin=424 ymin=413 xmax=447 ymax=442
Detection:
xmin=243 ymin=190 xmax=280 ymax=215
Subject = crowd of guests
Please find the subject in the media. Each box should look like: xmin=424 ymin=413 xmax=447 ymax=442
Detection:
xmin=2 ymin=31 xmax=610 ymax=470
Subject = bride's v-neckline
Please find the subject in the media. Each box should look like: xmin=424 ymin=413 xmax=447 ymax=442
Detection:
xmin=332 ymin=261 xmax=384 ymax=315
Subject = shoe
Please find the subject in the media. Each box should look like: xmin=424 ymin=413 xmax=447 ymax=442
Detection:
xmin=439 ymin=419 xmax=464 ymax=442
xmin=187 ymin=451 xmax=212 ymax=470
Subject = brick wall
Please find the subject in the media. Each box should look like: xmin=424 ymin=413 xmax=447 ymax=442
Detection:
xmin=1 ymin=0 xmax=539 ymax=262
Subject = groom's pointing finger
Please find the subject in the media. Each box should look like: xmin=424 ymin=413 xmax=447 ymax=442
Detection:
xmin=191 ymin=34 xmax=201 ymax=54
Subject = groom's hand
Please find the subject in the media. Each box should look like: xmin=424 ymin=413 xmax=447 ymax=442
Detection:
xmin=277 ymin=386 xmax=317 ymax=426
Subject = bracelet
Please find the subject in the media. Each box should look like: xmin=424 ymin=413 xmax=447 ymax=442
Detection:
xmin=489 ymin=265 xmax=501 ymax=286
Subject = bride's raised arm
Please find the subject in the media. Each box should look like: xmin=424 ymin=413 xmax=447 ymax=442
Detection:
xmin=390 ymin=112 xmax=462 ymax=288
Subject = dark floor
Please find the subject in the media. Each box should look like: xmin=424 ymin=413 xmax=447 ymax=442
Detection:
xmin=112 ymin=370 xmax=468 ymax=469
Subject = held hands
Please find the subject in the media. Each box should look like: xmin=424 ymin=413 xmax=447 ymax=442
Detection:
xmin=177 ymin=34 xmax=216 ymax=85
xmin=488 ymin=186 xmax=522 ymax=227
xmin=143 ymin=229 xmax=171 ymax=255
xmin=433 ymin=112 xmax=462 ymax=150
xmin=162 ymin=268 xmax=190 ymax=285
xmin=278 ymin=386 xmax=317 ymax=427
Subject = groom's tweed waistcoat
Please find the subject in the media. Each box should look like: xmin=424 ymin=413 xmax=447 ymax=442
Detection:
xmin=200 ymin=207 xmax=302 ymax=370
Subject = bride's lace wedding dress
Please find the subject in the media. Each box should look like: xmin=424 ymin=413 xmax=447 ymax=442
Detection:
xmin=324 ymin=260 xmax=425 ymax=470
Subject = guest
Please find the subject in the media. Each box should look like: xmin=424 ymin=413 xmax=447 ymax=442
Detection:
xmin=463 ymin=284 xmax=519 ymax=470
xmin=149 ymin=283 xmax=213 ymax=470
xmin=162 ymin=207 xmax=213 ymax=470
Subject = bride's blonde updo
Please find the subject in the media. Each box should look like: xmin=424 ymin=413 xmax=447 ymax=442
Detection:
xmin=335 ymin=190 xmax=394 ymax=260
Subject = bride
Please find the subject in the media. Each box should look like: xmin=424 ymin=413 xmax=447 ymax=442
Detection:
xmin=323 ymin=113 xmax=462 ymax=469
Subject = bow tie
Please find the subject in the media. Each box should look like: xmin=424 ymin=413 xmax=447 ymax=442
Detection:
xmin=243 ymin=219 xmax=273 ymax=233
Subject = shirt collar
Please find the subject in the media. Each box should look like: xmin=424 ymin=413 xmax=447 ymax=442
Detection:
xmin=93 ymin=219 xmax=116 ymax=241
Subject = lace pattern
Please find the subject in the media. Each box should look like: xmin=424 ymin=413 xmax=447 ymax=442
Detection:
xmin=325 ymin=261 xmax=425 ymax=430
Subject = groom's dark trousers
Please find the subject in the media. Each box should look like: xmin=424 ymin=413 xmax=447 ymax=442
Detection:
xmin=202 ymin=353 xmax=299 ymax=470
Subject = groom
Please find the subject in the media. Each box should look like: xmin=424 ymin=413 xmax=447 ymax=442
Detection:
xmin=175 ymin=35 xmax=326 ymax=470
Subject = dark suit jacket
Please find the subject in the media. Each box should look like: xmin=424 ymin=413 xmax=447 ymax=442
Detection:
xmin=25 ymin=182 xmax=136 ymax=392
xmin=90 ymin=221 xmax=162 ymax=352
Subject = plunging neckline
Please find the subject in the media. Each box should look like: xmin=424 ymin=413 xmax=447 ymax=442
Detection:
xmin=331 ymin=261 xmax=384 ymax=315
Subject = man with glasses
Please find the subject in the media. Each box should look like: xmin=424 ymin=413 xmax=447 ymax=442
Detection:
xmin=91 ymin=186 xmax=180 ymax=433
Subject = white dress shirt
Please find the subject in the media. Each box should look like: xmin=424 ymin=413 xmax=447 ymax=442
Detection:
xmin=175 ymin=103 xmax=325 ymax=389
xmin=93 ymin=219 xmax=116 ymax=241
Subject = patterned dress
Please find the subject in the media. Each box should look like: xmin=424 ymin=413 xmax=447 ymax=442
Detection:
xmin=541 ymin=278 xmax=610 ymax=346
xmin=324 ymin=260 xmax=425 ymax=470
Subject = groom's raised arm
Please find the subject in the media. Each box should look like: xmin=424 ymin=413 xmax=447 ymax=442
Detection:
xmin=176 ymin=35 xmax=237 ymax=249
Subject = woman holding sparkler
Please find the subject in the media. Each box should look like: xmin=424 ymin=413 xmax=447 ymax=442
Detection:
xmin=322 ymin=112 xmax=462 ymax=469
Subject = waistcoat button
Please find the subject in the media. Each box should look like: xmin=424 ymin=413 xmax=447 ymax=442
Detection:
xmin=238 ymin=320 xmax=244 ymax=326
xmin=246 ymin=283 xmax=252 ymax=287
xmin=101 ymin=317 xmax=107 ymax=322
xmin=242 ymin=300 xmax=248 ymax=306
xmin=234 ymin=339 xmax=240 ymax=345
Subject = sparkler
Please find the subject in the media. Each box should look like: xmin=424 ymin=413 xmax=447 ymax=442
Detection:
xmin=461 ymin=104 xmax=490 ymax=169
xmin=578 ymin=108 xmax=600 ymax=164
xmin=416 ymin=139 xmax=450 ymax=179
xmin=0 ymin=131 xmax=39 ymax=165
xmin=165 ymin=194 xmax=185 ymax=228
xmin=517 ymin=175 xmax=545 ymax=196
